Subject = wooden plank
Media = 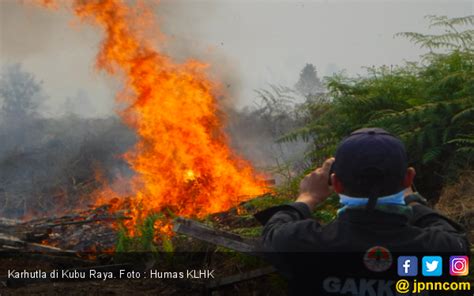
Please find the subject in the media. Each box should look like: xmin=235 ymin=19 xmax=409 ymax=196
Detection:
xmin=174 ymin=217 xmax=277 ymax=293
xmin=0 ymin=232 xmax=74 ymax=253
xmin=0 ymin=218 xmax=22 ymax=227
xmin=0 ymin=227 xmax=49 ymax=243
xmin=31 ymin=215 xmax=130 ymax=229
xmin=173 ymin=217 xmax=259 ymax=254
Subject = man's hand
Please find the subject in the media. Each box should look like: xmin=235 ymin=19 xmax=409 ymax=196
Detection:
xmin=296 ymin=158 xmax=335 ymax=210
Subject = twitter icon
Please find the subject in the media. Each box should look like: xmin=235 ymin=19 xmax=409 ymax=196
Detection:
xmin=422 ymin=256 xmax=442 ymax=276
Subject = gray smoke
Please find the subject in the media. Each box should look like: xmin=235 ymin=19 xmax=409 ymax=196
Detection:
xmin=0 ymin=1 xmax=310 ymax=220
xmin=225 ymin=86 xmax=310 ymax=184
xmin=155 ymin=0 xmax=310 ymax=174
xmin=0 ymin=64 xmax=135 ymax=219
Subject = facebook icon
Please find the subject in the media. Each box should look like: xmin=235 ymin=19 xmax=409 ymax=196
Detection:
xmin=398 ymin=256 xmax=418 ymax=276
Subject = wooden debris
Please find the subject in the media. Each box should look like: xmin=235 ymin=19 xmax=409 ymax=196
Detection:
xmin=0 ymin=232 xmax=73 ymax=253
xmin=0 ymin=205 xmax=127 ymax=251
xmin=173 ymin=217 xmax=260 ymax=254
xmin=0 ymin=218 xmax=22 ymax=227
xmin=174 ymin=217 xmax=276 ymax=293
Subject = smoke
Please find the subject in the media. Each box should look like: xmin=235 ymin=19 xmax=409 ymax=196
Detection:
xmin=0 ymin=0 xmax=308 ymax=219
xmin=219 ymin=74 xmax=310 ymax=180
xmin=154 ymin=0 xmax=309 ymax=172
xmin=0 ymin=64 xmax=136 ymax=219
xmin=0 ymin=1 xmax=59 ymax=59
xmin=0 ymin=0 xmax=244 ymax=112
xmin=226 ymin=106 xmax=309 ymax=174
xmin=155 ymin=0 xmax=244 ymax=109
xmin=0 ymin=1 xmax=116 ymax=118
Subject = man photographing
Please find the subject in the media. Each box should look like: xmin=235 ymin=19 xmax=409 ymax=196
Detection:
xmin=258 ymin=128 xmax=469 ymax=295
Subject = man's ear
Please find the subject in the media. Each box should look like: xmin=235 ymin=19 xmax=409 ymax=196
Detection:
xmin=331 ymin=174 xmax=344 ymax=194
xmin=402 ymin=167 xmax=416 ymax=188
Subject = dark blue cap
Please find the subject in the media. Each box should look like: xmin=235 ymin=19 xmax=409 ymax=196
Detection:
xmin=333 ymin=128 xmax=408 ymax=198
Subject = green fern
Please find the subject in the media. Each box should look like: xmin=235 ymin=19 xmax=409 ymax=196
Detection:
xmin=396 ymin=15 xmax=474 ymax=51
xmin=279 ymin=15 xmax=473 ymax=199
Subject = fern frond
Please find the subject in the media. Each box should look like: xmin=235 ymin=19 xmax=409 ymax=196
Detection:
xmin=452 ymin=106 xmax=474 ymax=123
xmin=427 ymin=15 xmax=474 ymax=28
xmin=422 ymin=146 xmax=443 ymax=164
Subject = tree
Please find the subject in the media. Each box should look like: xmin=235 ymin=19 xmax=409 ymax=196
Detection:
xmin=294 ymin=64 xmax=324 ymax=97
xmin=0 ymin=64 xmax=45 ymax=122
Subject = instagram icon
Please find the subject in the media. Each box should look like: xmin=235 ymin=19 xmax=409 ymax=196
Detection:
xmin=449 ymin=256 xmax=469 ymax=276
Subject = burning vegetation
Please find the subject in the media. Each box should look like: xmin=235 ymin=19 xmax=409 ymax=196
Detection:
xmin=31 ymin=0 xmax=268 ymax=237
xmin=0 ymin=2 xmax=472 ymax=294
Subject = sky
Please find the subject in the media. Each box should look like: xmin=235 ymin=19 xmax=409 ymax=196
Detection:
xmin=0 ymin=0 xmax=472 ymax=117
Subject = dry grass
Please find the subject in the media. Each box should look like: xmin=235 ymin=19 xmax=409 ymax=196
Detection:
xmin=436 ymin=171 xmax=474 ymax=242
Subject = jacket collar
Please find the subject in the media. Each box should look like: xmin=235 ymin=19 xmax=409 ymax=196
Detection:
xmin=338 ymin=204 xmax=412 ymax=225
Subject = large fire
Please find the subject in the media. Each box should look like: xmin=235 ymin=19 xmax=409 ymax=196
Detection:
xmin=33 ymin=0 xmax=267 ymax=235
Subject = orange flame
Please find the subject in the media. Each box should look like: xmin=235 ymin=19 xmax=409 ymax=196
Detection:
xmin=33 ymin=0 xmax=267 ymax=235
